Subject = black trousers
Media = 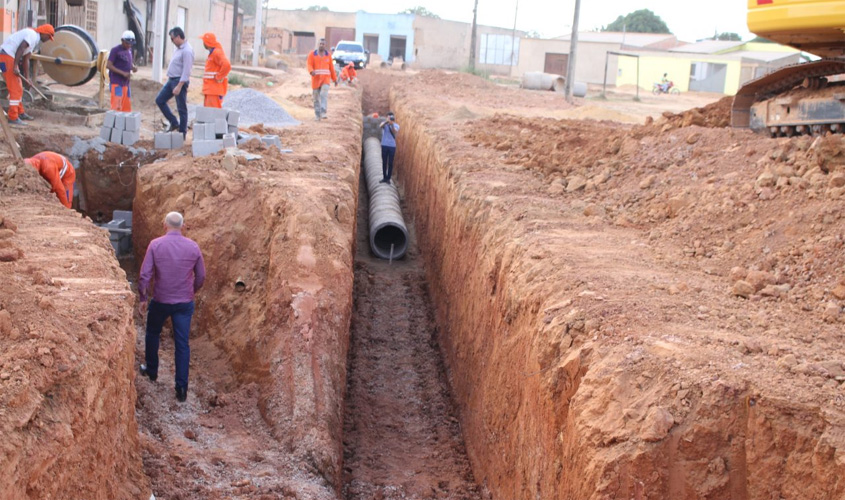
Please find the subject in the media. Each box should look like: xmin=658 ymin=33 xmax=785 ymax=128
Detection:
xmin=381 ymin=145 xmax=396 ymax=180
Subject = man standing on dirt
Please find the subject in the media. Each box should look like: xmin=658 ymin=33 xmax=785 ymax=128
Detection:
xmin=155 ymin=27 xmax=193 ymax=136
xmin=200 ymin=32 xmax=231 ymax=108
xmin=306 ymin=38 xmax=336 ymax=120
xmin=379 ymin=112 xmax=399 ymax=183
xmin=138 ymin=211 xmax=206 ymax=403
xmin=106 ymin=31 xmax=138 ymax=111
xmin=24 ymin=151 xmax=75 ymax=208
xmin=0 ymin=24 xmax=54 ymax=126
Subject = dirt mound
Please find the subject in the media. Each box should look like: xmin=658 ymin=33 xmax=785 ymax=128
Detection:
xmin=658 ymin=95 xmax=732 ymax=128
xmin=0 ymin=162 xmax=148 ymax=499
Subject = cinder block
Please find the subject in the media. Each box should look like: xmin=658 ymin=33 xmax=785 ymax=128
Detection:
xmin=222 ymin=133 xmax=236 ymax=148
xmin=103 ymin=110 xmax=116 ymax=128
xmin=214 ymin=118 xmax=227 ymax=135
xmin=260 ymin=135 xmax=282 ymax=149
xmin=114 ymin=112 xmax=126 ymax=131
xmin=154 ymin=132 xmax=172 ymax=149
xmin=171 ymin=131 xmax=184 ymax=149
xmin=228 ymin=125 xmax=238 ymax=135
xmin=125 ymin=112 xmax=141 ymax=132
xmin=122 ymin=130 xmax=140 ymax=146
xmin=192 ymin=123 xmax=204 ymax=140
xmin=211 ymin=107 xmax=228 ymax=121
xmin=113 ymin=210 xmax=133 ymax=227
xmin=195 ymin=106 xmax=215 ymax=123
xmin=226 ymin=110 xmax=240 ymax=126
xmin=191 ymin=139 xmax=223 ymax=157
xmin=204 ymin=123 xmax=216 ymax=140
xmin=110 ymin=128 xmax=122 ymax=143
xmin=100 ymin=126 xmax=112 ymax=141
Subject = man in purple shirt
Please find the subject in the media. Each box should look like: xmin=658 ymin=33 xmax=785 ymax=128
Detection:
xmin=155 ymin=26 xmax=194 ymax=137
xmin=106 ymin=30 xmax=138 ymax=111
xmin=138 ymin=211 xmax=205 ymax=402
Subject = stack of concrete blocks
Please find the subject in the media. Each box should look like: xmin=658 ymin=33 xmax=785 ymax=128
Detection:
xmin=192 ymin=106 xmax=240 ymax=157
xmin=100 ymin=210 xmax=133 ymax=256
xmin=100 ymin=111 xmax=141 ymax=146
xmin=153 ymin=131 xmax=185 ymax=150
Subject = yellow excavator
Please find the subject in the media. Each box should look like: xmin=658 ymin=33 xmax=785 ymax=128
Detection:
xmin=732 ymin=0 xmax=845 ymax=136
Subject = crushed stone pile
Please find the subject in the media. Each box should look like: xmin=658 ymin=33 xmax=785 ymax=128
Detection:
xmin=223 ymin=88 xmax=300 ymax=127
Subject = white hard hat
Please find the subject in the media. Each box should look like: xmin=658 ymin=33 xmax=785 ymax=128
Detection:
xmin=121 ymin=30 xmax=135 ymax=41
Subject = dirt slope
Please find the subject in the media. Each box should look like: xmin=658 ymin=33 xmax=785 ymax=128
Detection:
xmin=391 ymin=70 xmax=845 ymax=500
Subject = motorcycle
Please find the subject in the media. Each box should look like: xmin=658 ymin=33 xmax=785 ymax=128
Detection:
xmin=653 ymin=81 xmax=681 ymax=95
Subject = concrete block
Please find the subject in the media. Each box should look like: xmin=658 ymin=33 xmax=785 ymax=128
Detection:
xmin=192 ymin=123 xmax=205 ymax=140
xmin=100 ymin=126 xmax=112 ymax=141
xmin=113 ymin=210 xmax=133 ymax=227
xmin=222 ymin=133 xmax=236 ymax=148
xmin=211 ymin=107 xmax=228 ymax=121
xmin=204 ymin=123 xmax=216 ymax=140
xmin=228 ymin=125 xmax=238 ymax=135
xmin=114 ymin=112 xmax=126 ymax=131
xmin=110 ymin=128 xmax=122 ymax=143
xmin=191 ymin=139 xmax=223 ymax=157
xmin=226 ymin=110 xmax=240 ymax=126
xmin=170 ymin=131 xmax=184 ymax=149
xmin=261 ymin=135 xmax=282 ymax=149
xmin=125 ymin=112 xmax=141 ymax=132
xmin=103 ymin=110 xmax=116 ymax=128
xmin=195 ymin=106 xmax=215 ymax=123
xmin=154 ymin=132 xmax=172 ymax=150
xmin=122 ymin=130 xmax=140 ymax=146
xmin=214 ymin=118 xmax=227 ymax=135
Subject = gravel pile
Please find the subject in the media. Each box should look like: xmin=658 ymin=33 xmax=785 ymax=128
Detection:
xmin=223 ymin=89 xmax=300 ymax=127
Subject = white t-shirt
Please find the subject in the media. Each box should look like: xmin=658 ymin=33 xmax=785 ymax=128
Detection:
xmin=0 ymin=29 xmax=41 ymax=57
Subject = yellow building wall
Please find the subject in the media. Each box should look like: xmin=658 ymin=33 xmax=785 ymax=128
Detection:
xmin=616 ymin=55 xmax=743 ymax=95
xmin=740 ymin=41 xmax=799 ymax=53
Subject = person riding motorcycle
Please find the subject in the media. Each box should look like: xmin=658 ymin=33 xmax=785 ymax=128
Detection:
xmin=660 ymin=73 xmax=670 ymax=93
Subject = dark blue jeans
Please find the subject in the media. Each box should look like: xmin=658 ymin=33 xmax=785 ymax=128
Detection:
xmin=155 ymin=77 xmax=189 ymax=134
xmin=381 ymin=145 xmax=396 ymax=181
xmin=145 ymin=300 xmax=194 ymax=390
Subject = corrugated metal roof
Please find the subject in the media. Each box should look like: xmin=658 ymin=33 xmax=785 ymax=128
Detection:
xmin=669 ymin=40 xmax=745 ymax=54
xmin=556 ymin=31 xmax=676 ymax=47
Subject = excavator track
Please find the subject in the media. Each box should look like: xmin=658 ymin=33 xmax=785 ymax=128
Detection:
xmin=732 ymin=59 xmax=845 ymax=137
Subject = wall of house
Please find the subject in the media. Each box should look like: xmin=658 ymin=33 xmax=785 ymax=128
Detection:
xmin=355 ymin=12 xmax=414 ymax=63
xmin=97 ymin=0 xmax=139 ymax=54
xmin=475 ymin=24 xmax=525 ymax=76
xmin=616 ymin=54 xmax=743 ymax=94
xmin=510 ymin=39 xmax=620 ymax=85
xmin=412 ymin=16 xmax=468 ymax=69
xmin=1 ymin=4 xmax=17 ymax=43
xmin=264 ymin=8 xmax=355 ymax=47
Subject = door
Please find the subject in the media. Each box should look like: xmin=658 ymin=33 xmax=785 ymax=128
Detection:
xmin=389 ymin=35 xmax=406 ymax=62
xmin=689 ymin=62 xmax=728 ymax=93
xmin=176 ymin=7 xmax=187 ymax=33
xmin=325 ymin=27 xmax=354 ymax=50
xmin=544 ymin=53 xmax=568 ymax=76
xmin=363 ymin=34 xmax=378 ymax=64
xmin=294 ymin=32 xmax=316 ymax=55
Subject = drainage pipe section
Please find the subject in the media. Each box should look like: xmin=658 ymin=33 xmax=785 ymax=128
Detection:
xmin=363 ymin=136 xmax=409 ymax=260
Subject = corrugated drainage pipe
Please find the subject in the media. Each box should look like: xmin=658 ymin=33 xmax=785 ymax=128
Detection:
xmin=363 ymin=136 xmax=409 ymax=260
xmin=364 ymin=137 xmax=408 ymax=259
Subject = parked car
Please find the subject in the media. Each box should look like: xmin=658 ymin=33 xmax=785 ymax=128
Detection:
xmin=332 ymin=41 xmax=368 ymax=69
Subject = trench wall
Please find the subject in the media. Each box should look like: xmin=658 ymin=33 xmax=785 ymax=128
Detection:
xmin=133 ymin=96 xmax=363 ymax=498
xmin=0 ymin=165 xmax=148 ymax=499
xmin=391 ymin=90 xmax=845 ymax=499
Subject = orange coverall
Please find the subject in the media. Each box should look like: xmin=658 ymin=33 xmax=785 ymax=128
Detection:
xmin=26 ymin=152 xmax=75 ymax=208
xmin=200 ymin=33 xmax=231 ymax=108
xmin=340 ymin=63 xmax=357 ymax=83
xmin=306 ymin=49 xmax=337 ymax=89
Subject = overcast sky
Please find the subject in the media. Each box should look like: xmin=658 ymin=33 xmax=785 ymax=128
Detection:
xmin=267 ymin=0 xmax=752 ymax=42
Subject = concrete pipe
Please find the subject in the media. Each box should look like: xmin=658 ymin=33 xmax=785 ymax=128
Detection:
xmin=572 ymin=81 xmax=588 ymax=98
xmin=522 ymin=72 xmax=565 ymax=93
xmin=363 ymin=137 xmax=409 ymax=260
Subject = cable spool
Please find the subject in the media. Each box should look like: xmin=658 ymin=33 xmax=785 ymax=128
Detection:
xmin=39 ymin=25 xmax=99 ymax=87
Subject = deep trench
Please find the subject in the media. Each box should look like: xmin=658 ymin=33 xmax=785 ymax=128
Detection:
xmin=341 ymin=119 xmax=483 ymax=498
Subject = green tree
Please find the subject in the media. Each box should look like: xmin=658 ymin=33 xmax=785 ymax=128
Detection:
xmin=304 ymin=5 xmax=329 ymax=10
xmin=715 ymin=32 xmax=741 ymax=41
xmin=749 ymin=35 xmax=775 ymax=43
xmin=400 ymin=6 xmax=439 ymax=18
xmin=525 ymin=30 xmax=542 ymax=39
xmin=221 ymin=0 xmax=256 ymax=16
xmin=603 ymin=9 xmax=671 ymax=34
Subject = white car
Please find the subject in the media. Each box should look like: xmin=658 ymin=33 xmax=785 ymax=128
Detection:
xmin=332 ymin=40 xmax=368 ymax=70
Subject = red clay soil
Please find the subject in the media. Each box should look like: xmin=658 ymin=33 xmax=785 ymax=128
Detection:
xmin=131 ymin=86 xmax=362 ymax=499
xmin=391 ymin=72 xmax=845 ymax=499
xmin=342 ymin=157 xmax=485 ymax=499
xmin=0 ymin=162 xmax=148 ymax=498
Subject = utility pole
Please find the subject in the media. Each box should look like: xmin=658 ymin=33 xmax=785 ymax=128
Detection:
xmin=231 ymin=0 xmax=240 ymax=63
xmin=152 ymin=0 xmax=166 ymax=82
xmin=563 ymin=0 xmax=581 ymax=103
xmin=469 ymin=0 xmax=478 ymax=71
xmin=510 ymin=0 xmax=518 ymax=70
xmin=252 ymin=0 xmax=263 ymax=66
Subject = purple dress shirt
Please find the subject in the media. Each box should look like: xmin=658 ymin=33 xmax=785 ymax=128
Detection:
xmin=138 ymin=230 xmax=206 ymax=304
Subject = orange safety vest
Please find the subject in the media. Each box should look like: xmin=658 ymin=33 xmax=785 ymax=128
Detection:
xmin=340 ymin=64 xmax=357 ymax=81
xmin=306 ymin=49 xmax=336 ymax=89
xmin=26 ymin=152 xmax=75 ymax=208
xmin=200 ymin=33 xmax=231 ymax=97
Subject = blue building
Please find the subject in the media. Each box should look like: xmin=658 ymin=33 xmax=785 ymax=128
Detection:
xmin=355 ymin=12 xmax=415 ymax=63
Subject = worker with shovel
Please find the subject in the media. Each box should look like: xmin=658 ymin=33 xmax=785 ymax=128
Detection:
xmin=25 ymin=151 xmax=75 ymax=208
xmin=200 ymin=32 xmax=231 ymax=108
xmin=0 ymin=24 xmax=54 ymax=126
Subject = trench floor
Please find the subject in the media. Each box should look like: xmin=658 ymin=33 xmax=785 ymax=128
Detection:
xmin=341 ymin=157 xmax=485 ymax=500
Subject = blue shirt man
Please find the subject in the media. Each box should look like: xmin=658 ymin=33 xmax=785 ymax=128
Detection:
xmin=379 ymin=113 xmax=400 ymax=183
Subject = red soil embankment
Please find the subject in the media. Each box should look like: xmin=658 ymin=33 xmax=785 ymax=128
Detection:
xmin=0 ymin=162 xmax=148 ymax=499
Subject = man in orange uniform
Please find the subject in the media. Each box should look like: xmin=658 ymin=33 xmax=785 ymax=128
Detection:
xmin=339 ymin=62 xmax=357 ymax=87
xmin=306 ymin=38 xmax=337 ymax=121
xmin=25 ymin=152 xmax=76 ymax=208
xmin=200 ymin=33 xmax=231 ymax=108
xmin=0 ymin=24 xmax=54 ymax=125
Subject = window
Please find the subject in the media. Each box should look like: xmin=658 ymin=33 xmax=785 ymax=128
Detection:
xmin=176 ymin=7 xmax=187 ymax=35
xmin=480 ymin=34 xmax=519 ymax=65
xmin=86 ymin=0 xmax=98 ymax=34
